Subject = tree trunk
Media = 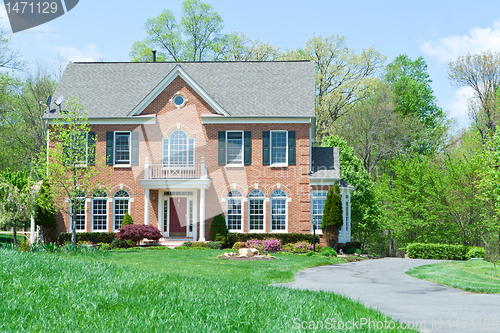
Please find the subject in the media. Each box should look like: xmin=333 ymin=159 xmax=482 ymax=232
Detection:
xmin=12 ymin=225 xmax=17 ymax=247
xmin=323 ymin=226 xmax=339 ymax=248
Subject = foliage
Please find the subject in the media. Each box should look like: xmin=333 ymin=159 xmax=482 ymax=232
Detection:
xmin=482 ymin=233 xmax=500 ymax=276
xmin=110 ymin=238 xmax=129 ymax=250
xmin=121 ymin=212 xmax=133 ymax=227
xmin=321 ymin=183 xmax=343 ymax=248
xmin=0 ymin=25 xmax=22 ymax=69
xmin=205 ymin=241 xmax=222 ymax=250
xmin=34 ymin=179 xmax=56 ymax=242
xmin=209 ymin=214 xmax=228 ymax=245
xmin=227 ymin=233 xmax=314 ymax=248
xmin=293 ymin=241 xmax=314 ymax=253
xmin=245 ymin=239 xmax=264 ymax=252
xmin=321 ymin=247 xmax=338 ymax=257
xmin=466 ymin=247 xmax=486 ymax=260
xmin=58 ymin=232 xmax=116 ymax=245
xmin=261 ymin=238 xmax=282 ymax=251
xmin=19 ymin=238 xmax=30 ymax=252
xmin=191 ymin=241 xmax=206 ymax=248
xmin=231 ymin=242 xmax=246 ymax=250
xmin=346 ymin=241 xmax=362 ymax=251
xmin=181 ymin=241 xmax=193 ymax=247
xmin=321 ymin=135 xmax=380 ymax=252
xmin=116 ymin=224 xmax=163 ymax=244
xmin=148 ymin=246 xmax=169 ymax=250
xmin=406 ymin=243 xmax=467 ymax=260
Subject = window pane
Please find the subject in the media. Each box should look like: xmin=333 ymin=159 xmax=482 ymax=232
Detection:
xmin=312 ymin=198 xmax=325 ymax=229
xmin=271 ymin=132 xmax=287 ymax=164
xmin=71 ymin=197 xmax=86 ymax=231
xmin=249 ymin=198 xmax=264 ymax=230
xmin=227 ymin=198 xmax=242 ymax=230
xmin=92 ymin=197 xmax=107 ymax=231
xmin=114 ymin=198 xmax=129 ymax=230
xmin=227 ymin=132 xmax=243 ymax=165
xmin=169 ymin=131 xmax=188 ymax=166
xmin=271 ymin=198 xmax=286 ymax=230
xmin=115 ymin=133 xmax=130 ymax=164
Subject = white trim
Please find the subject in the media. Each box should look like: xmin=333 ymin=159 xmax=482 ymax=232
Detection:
xmin=226 ymin=190 xmax=244 ymax=232
xmin=162 ymin=130 xmax=195 ymax=166
xmin=311 ymin=190 xmax=328 ymax=235
xmin=226 ymin=130 xmax=244 ymax=166
xmin=128 ymin=65 xmax=229 ymax=117
xmin=201 ymin=116 xmax=312 ymax=124
xmin=269 ymin=189 xmax=288 ymax=233
xmin=308 ymin=178 xmax=341 ymax=186
xmin=69 ymin=197 xmax=87 ymax=233
xmin=91 ymin=193 xmax=109 ymax=232
xmin=141 ymin=178 xmax=211 ymax=190
xmin=114 ymin=131 xmax=131 ymax=166
xmin=113 ymin=190 xmax=130 ymax=231
xmin=162 ymin=190 xmax=196 ymax=239
xmin=247 ymin=190 xmax=266 ymax=233
xmin=270 ymin=130 xmax=288 ymax=167
xmin=47 ymin=116 xmax=157 ymax=125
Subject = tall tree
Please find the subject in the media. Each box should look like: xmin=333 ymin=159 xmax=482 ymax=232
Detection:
xmin=321 ymin=183 xmax=343 ymax=248
xmin=448 ymin=51 xmax=500 ymax=139
xmin=0 ymin=24 xmax=22 ymax=69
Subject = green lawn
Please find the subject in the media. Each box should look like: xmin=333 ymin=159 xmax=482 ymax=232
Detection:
xmin=0 ymin=248 xmax=416 ymax=332
xmin=406 ymin=260 xmax=500 ymax=293
xmin=0 ymin=232 xmax=25 ymax=244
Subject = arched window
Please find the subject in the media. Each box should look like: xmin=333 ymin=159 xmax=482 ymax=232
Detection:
xmin=92 ymin=190 xmax=108 ymax=231
xmin=162 ymin=130 xmax=194 ymax=166
xmin=114 ymin=190 xmax=130 ymax=230
xmin=226 ymin=190 xmax=243 ymax=231
xmin=248 ymin=189 xmax=265 ymax=231
xmin=270 ymin=189 xmax=287 ymax=231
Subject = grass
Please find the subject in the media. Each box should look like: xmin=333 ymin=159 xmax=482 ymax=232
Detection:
xmin=0 ymin=232 xmax=25 ymax=244
xmin=406 ymin=260 xmax=500 ymax=293
xmin=0 ymin=248 xmax=416 ymax=332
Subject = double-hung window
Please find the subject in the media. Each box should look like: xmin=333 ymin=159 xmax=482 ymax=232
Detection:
xmin=270 ymin=189 xmax=287 ymax=231
xmin=248 ymin=189 xmax=265 ymax=231
xmin=70 ymin=192 xmax=86 ymax=231
xmin=114 ymin=132 xmax=131 ymax=165
xmin=226 ymin=190 xmax=243 ymax=231
xmin=271 ymin=131 xmax=287 ymax=165
xmin=92 ymin=190 xmax=108 ymax=231
xmin=311 ymin=191 xmax=327 ymax=230
xmin=113 ymin=190 xmax=130 ymax=230
xmin=226 ymin=131 xmax=243 ymax=165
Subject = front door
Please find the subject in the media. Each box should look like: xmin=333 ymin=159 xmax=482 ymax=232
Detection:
xmin=169 ymin=197 xmax=187 ymax=237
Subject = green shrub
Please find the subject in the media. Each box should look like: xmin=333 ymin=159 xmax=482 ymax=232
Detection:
xmin=174 ymin=246 xmax=191 ymax=250
xmin=206 ymin=241 xmax=222 ymax=249
xmin=321 ymin=247 xmax=338 ymax=257
xmin=406 ymin=243 xmax=467 ymax=260
xmin=181 ymin=241 xmax=193 ymax=247
xmin=346 ymin=241 xmax=361 ymax=251
xmin=227 ymin=233 xmax=314 ymax=248
xmin=232 ymin=242 xmax=246 ymax=250
xmin=149 ymin=246 xmax=170 ymax=250
xmin=321 ymin=184 xmax=343 ymax=248
xmin=99 ymin=243 xmax=110 ymax=251
xmin=282 ymin=243 xmax=295 ymax=252
xmin=58 ymin=232 xmax=116 ymax=245
xmin=209 ymin=214 xmax=228 ymax=245
xmin=191 ymin=241 xmax=206 ymax=248
xmin=466 ymin=247 xmax=485 ymax=260
xmin=121 ymin=212 xmax=134 ymax=227
xmin=20 ymin=239 xmax=30 ymax=252
xmin=306 ymin=251 xmax=316 ymax=256
xmin=110 ymin=238 xmax=129 ymax=250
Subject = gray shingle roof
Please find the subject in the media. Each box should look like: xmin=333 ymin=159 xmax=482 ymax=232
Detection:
xmin=310 ymin=147 xmax=340 ymax=179
xmin=45 ymin=61 xmax=315 ymax=118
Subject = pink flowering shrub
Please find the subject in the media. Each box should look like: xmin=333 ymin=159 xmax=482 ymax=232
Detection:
xmin=262 ymin=238 xmax=282 ymax=251
xmin=245 ymin=239 xmax=265 ymax=252
xmin=116 ymin=224 xmax=162 ymax=244
xmin=232 ymin=241 xmax=247 ymax=250
xmin=293 ymin=241 xmax=314 ymax=252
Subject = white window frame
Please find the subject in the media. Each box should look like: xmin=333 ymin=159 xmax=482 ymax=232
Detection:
xmin=226 ymin=130 xmax=244 ymax=167
xmin=270 ymin=130 xmax=288 ymax=167
xmin=270 ymin=189 xmax=288 ymax=233
xmin=248 ymin=189 xmax=265 ymax=232
xmin=114 ymin=131 xmax=131 ymax=167
xmin=70 ymin=132 xmax=89 ymax=167
xmin=162 ymin=130 xmax=195 ymax=167
xmin=311 ymin=190 xmax=327 ymax=234
xmin=226 ymin=190 xmax=243 ymax=232
xmin=113 ymin=190 xmax=130 ymax=231
xmin=91 ymin=191 xmax=109 ymax=232
xmin=69 ymin=196 xmax=87 ymax=232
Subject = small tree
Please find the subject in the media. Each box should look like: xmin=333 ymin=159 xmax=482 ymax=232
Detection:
xmin=116 ymin=224 xmax=162 ymax=246
xmin=483 ymin=233 xmax=500 ymax=276
xmin=34 ymin=179 xmax=56 ymax=243
xmin=322 ymin=183 xmax=343 ymax=248
xmin=209 ymin=214 xmax=228 ymax=245
xmin=0 ymin=168 xmax=33 ymax=246
xmin=121 ymin=212 xmax=133 ymax=227
xmin=36 ymin=98 xmax=110 ymax=246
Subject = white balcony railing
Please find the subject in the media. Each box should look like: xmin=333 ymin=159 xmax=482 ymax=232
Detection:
xmin=144 ymin=157 xmax=207 ymax=180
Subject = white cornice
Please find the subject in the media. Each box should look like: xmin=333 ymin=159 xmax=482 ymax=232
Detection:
xmin=128 ymin=65 xmax=229 ymax=117
xmin=201 ymin=116 xmax=313 ymax=124
xmin=46 ymin=116 xmax=157 ymax=125
xmin=140 ymin=178 xmax=212 ymax=190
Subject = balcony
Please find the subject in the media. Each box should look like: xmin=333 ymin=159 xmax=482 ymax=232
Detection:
xmin=143 ymin=157 xmax=208 ymax=180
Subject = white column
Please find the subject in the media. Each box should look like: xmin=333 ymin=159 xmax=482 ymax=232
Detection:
xmin=30 ymin=212 xmax=35 ymax=244
xmin=144 ymin=189 xmax=150 ymax=225
xmin=198 ymin=188 xmax=206 ymax=241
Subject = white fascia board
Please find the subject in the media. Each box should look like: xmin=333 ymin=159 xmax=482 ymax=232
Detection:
xmin=308 ymin=178 xmax=341 ymax=186
xmin=140 ymin=178 xmax=212 ymax=190
xmin=46 ymin=116 xmax=157 ymax=125
xmin=201 ymin=116 xmax=313 ymax=124
xmin=128 ymin=65 xmax=229 ymax=117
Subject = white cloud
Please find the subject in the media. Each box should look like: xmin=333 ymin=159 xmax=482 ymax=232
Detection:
xmin=421 ymin=19 xmax=500 ymax=63
xmin=51 ymin=44 xmax=101 ymax=62
xmin=445 ymin=86 xmax=475 ymax=128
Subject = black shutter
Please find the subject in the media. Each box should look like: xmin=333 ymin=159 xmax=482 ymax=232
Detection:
xmin=288 ymin=131 xmax=296 ymax=165
xmin=218 ymin=131 xmax=226 ymax=166
xmin=262 ymin=131 xmax=270 ymax=165
xmin=88 ymin=132 xmax=96 ymax=166
xmin=244 ymin=131 xmax=251 ymax=165
xmin=131 ymin=132 xmax=139 ymax=165
xmin=106 ymin=132 xmax=114 ymax=165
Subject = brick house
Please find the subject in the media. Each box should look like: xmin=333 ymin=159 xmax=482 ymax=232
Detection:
xmin=45 ymin=61 xmax=353 ymax=244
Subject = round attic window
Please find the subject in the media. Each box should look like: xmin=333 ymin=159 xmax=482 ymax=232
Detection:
xmin=173 ymin=95 xmax=185 ymax=107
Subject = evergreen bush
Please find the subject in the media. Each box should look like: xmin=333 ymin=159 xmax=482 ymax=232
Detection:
xmin=321 ymin=183 xmax=343 ymax=248
xmin=121 ymin=212 xmax=133 ymax=227
xmin=466 ymin=247 xmax=485 ymax=260
xmin=406 ymin=243 xmax=467 ymax=260
xmin=110 ymin=238 xmax=129 ymax=249
xmin=58 ymin=232 xmax=116 ymax=245
xmin=209 ymin=214 xmax=228 ymax=245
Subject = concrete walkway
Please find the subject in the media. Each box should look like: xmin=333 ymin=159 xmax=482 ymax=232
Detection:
xmin=275 ymin=258 xmax=500 ymax=332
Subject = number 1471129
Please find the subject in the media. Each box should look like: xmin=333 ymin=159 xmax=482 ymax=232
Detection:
xmin=5 ymin=2 xmax=58 ymax=14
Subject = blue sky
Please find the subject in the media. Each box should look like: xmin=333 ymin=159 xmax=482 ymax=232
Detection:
xmin=2 ymin=0 xmax=500 ymax=130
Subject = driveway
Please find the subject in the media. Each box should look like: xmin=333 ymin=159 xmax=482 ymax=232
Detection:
xmin=275 ymin=258 xmax=500 ymax=332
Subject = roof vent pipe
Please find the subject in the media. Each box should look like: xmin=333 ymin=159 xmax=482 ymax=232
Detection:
xmin=152 ymin=50 xmax=157 ymax=62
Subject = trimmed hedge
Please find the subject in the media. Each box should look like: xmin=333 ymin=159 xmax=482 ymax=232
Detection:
xmin=466 ymin=247 xmax=485 ymax=260
xmin=406 ymin=243 xmax=467 ymax=260
xmin=58 ymin=232 xmax=116 ymax=245
xmin=227 ymin=233 xmax=314 ymax=248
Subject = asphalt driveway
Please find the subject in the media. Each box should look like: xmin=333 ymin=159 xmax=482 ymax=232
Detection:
xmin=275 ymin=258 xmax=500 ymax=332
